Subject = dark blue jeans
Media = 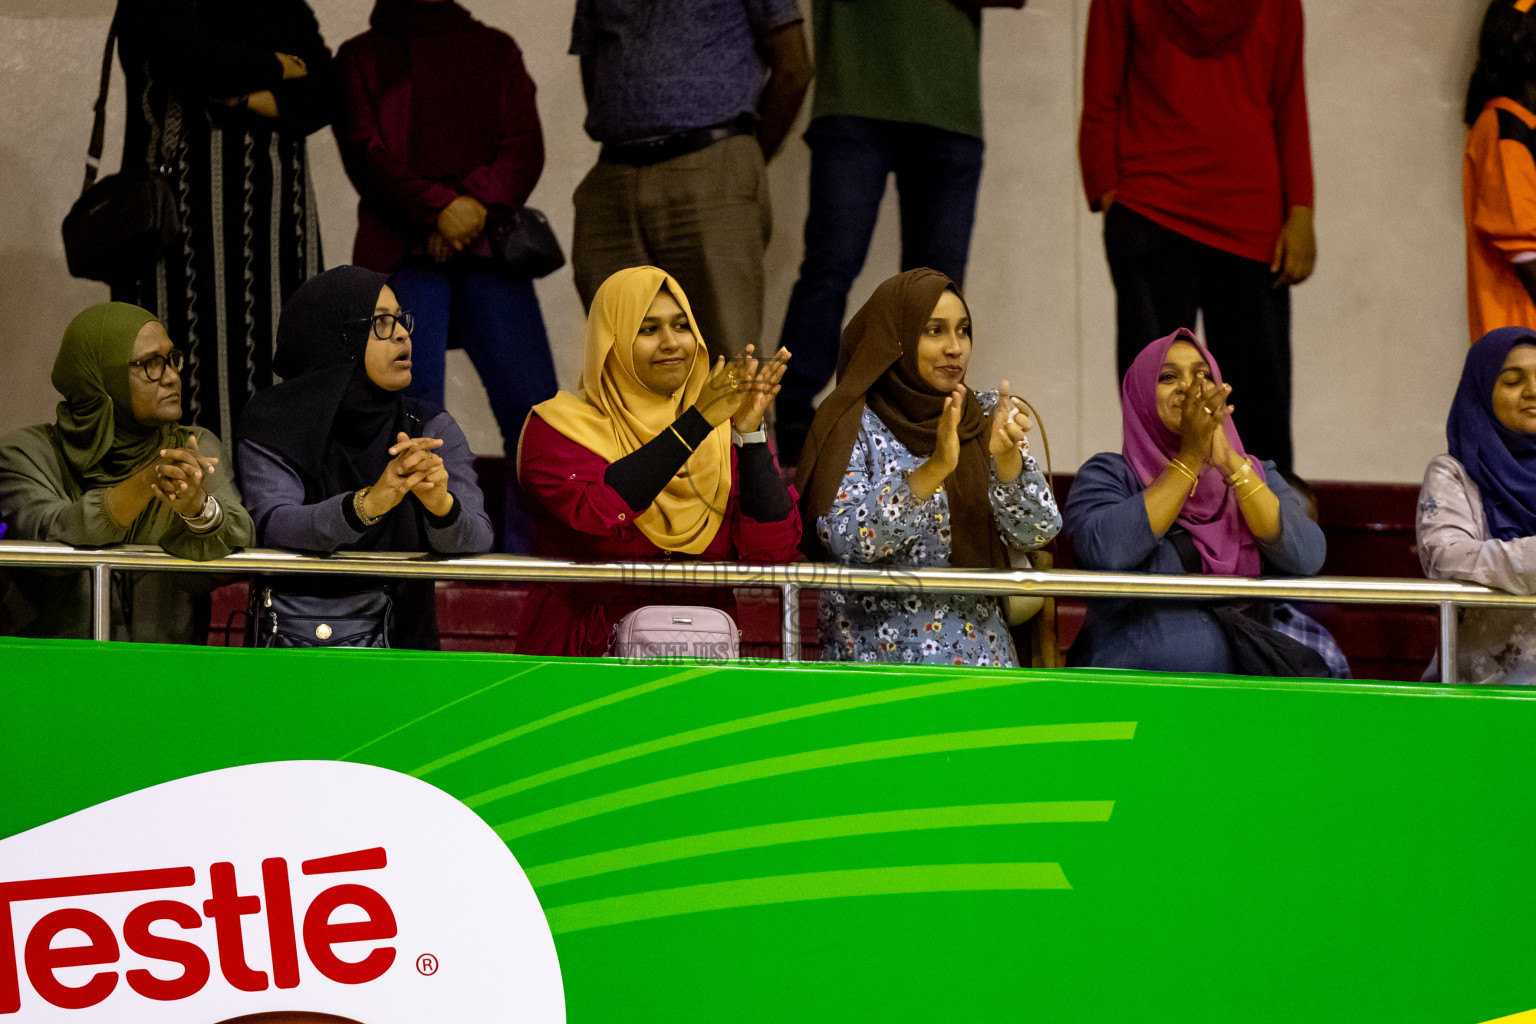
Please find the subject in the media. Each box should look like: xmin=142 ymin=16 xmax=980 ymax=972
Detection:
xmin=391 ymin=257 xmax=558 ymax=554
xmin=775 ymin=115 xmax=984 ymax=461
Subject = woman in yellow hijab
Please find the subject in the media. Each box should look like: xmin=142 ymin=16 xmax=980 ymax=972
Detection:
xmin=515 ymin=266 xmax=800 ymax=656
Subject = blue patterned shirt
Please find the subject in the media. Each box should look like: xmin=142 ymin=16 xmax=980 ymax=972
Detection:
xmin=572 ymin=0 xmax=804 ymax=143
xmin=815 ymin=393 xmax=1062 ymax=667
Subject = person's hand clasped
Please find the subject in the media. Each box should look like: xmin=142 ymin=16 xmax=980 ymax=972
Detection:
xmin=426 ymin=230 xmax=455 ymax=264
xmin=987 ymin=380 xmax=1034 ymax=483
xmin=359 ymin=432 xmax=451 ymax=521
xmin=150 ymin=433 xmax=218 ymax=517
xmin=436 ymin=196 xmax=487 ymax=253
xmin=695 ymin=345 xmax=791 ymax=430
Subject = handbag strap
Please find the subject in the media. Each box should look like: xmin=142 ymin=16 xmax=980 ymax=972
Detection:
xmin=82 ymin=19 xmax=118 ymax=195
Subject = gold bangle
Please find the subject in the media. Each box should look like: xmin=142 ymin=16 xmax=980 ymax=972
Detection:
xmin=1165 ymin=458 xmax=1199 ymax=494
xmin=667 ymin=424 xmax=695 ymax=453
xmin=1225 ymin=458 xmax=1255 ymax=488
xmin=1236 ymin=480 xmax=1267 ymax=502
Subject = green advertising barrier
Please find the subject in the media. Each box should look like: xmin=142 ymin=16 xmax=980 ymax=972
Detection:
xmin=3 ymin=636 xmax=1536 ymax=1023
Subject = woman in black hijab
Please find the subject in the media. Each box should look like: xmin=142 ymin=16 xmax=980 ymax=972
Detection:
xmin=237 ymin=265 xmax=492 ymax=648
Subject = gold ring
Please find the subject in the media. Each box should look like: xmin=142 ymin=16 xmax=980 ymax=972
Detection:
xmin=1202 ymin=406 xmax=1213 ymax=414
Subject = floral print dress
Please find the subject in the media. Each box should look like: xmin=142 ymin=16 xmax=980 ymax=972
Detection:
xmin=815 ymin=392 xmax=1063 ymax=666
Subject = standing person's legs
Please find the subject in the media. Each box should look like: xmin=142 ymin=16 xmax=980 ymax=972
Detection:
xmin=1199 ymin=247 xmax=1294 ymax=473
xmin=638 ymin=134 xmax=771 ymax=361
xmin=572 ymin=159 xmax=651 ymax=312
xmin=390 ymin=262 xmax=454 ymax=409
xmin=775 ymin=116 xmax=894 ymax=464
xmin=451 ymin=259 xmax=560 ymax=554
xmin=892 ymin=123 xmax=984 ymax=285
xmin=1103 ymin=204 xmax=1202 ymax=379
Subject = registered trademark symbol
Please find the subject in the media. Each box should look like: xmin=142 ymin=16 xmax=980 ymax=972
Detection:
xmin=416 ymin=954 xmax=439 ymax=976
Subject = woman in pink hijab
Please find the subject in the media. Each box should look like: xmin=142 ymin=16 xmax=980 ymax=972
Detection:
xmin=1064 ymin=329 xmax=1326 ymax=675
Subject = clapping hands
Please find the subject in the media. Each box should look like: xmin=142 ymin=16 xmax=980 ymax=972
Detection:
xmin=695 ymin=345 xmax=792 ymax=430
xmin=1177 ymin=378 xmax=1234 ymax=470
xmin=987 ymin=380 xmax=1034 ymax=482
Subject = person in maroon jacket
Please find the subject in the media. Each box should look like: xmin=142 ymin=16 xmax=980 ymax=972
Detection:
xmin=1079 ymin=0 xmax=1316 ymax=474
xmin=334 ymin=0 xmax=557 ymax=552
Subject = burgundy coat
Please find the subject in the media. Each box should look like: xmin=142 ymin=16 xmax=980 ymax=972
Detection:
xmin=334 ymin=21 xmax=544 ymax=271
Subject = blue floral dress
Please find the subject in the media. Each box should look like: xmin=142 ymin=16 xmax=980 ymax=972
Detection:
xmin=815 ymin=392 xmax=1063 ymax=666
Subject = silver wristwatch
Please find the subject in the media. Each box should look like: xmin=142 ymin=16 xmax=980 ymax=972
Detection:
xmin=179 ymin=493 xmax=221 ymax=533
xmin=730 ymin=427 xmax=768 ymax=447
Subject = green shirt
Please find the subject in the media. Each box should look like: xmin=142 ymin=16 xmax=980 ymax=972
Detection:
xmin=810 ymin=0 xmax=984 ymax=139
xmin=0 ymin=424 xmax=253 ymax=642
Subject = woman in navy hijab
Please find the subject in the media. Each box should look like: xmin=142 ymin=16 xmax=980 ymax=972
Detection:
xmin=1419 ymin=326 xmax=1536 ymax=683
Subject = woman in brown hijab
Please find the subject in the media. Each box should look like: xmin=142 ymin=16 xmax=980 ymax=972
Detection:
xmin=797 ymin=268 xmax=1061 ymax=666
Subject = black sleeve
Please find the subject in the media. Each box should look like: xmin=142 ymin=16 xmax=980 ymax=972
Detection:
xmin=266 ymin=22 xmax=339 ymax=137
xmin=735 ymin=442 xmax=793 ymax=522
xmin=424 ymin=496 xmax=464 ymax=529
xmin=603 ymin=408 xmax=714 ymax=512
xmin=116 ymin=0 xmax=286 ymax=98
xmin=118 ymin=0 xmax=336 ymax=136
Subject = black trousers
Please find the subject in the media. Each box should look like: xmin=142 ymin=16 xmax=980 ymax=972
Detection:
xmin=1104 ymin=203 xmax=1294 ymax=473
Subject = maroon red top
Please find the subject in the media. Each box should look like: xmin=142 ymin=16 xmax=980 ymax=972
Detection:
xmin=514 ymin=414 xmax=803 ymax=658
xmin=1078 ymin=0 xmax=1313 ymax=263
xmin=334 ymin=16 xmax=543 ymax=271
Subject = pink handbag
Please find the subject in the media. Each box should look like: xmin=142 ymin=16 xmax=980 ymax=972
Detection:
xmin=610 ymin=606 xmax=741 ymax=660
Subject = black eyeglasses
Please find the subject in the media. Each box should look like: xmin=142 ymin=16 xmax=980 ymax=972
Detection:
xmin=353 ymin=311 xmax=415 ymax=340
xmin=127 ymin=348 xmax=186 ymax=382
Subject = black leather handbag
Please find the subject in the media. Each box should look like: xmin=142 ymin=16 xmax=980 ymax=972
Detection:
xmin=488 ymin=206 xmax=565 ymax=279
xmin=253 ymin=584 xmax=394 ymax=649
xmin=1167 ymin=530 xmax=1329 ymax=679
xmin=62 ymin=24 xmax=183 ymax=283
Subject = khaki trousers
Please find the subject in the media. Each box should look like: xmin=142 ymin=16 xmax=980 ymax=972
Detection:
xmin=572 ymin=133 xmax=771 ymax=359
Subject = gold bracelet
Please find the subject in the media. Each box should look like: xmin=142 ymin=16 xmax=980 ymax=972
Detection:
xmin=1165 ymin=458 xmax=1199 ymax=494
xmin=667 ymin=424 xmax=695 ymax=453
xmin=354 ymin=486 xmax=382 ymax=527
xmin=1236 ymin=479 xmax=1267 ymax=502
xmin=1225 ymin=458 xmax=1255 ymax=488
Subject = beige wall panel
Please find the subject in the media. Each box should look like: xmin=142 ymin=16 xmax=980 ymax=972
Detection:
xmin=0 ymin=0 xmax=1502 ymax=485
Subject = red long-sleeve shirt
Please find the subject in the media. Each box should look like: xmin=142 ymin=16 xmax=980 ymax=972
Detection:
xmin=513 ymin=414 xmax=803 ymax=657
xmin=1078 ymin=0 xmax=1313 ymax=263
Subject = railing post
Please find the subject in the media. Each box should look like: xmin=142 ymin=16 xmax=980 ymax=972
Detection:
xmin=91 ymin=562 xmax=111 ymax=641
xmin=1439 ymin=600 xmax=1458 ymax=684
xmin=780 ymin=583 xmax=800 ymax=662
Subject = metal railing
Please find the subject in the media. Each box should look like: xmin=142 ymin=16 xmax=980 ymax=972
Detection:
xmin=3 ymin=539 xmax=1535 ymax=681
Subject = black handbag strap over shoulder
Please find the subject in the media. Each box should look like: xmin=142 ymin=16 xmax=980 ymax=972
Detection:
xmin=83 ymin=18 xmax=119 ymax=195
xmin=1168 ymin=528 xmax=1204 ymax=575
xmin=1167 ymin=525 xmax=1329 ymax=678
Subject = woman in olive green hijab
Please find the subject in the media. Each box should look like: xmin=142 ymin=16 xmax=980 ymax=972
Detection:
xmin=0 ymin=302 xmax=253 ymax=642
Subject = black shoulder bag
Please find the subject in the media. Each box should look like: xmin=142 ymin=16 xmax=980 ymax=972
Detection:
xmin=248 ymin=411 xmax=430 ymax=650
xmin=488 ymin=207 xmax=566 ymax=279
xmin=61 ymin=21 xmax=183 ymax=283
xmin=1168 ymin=529 xmax=1330 ymax=679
